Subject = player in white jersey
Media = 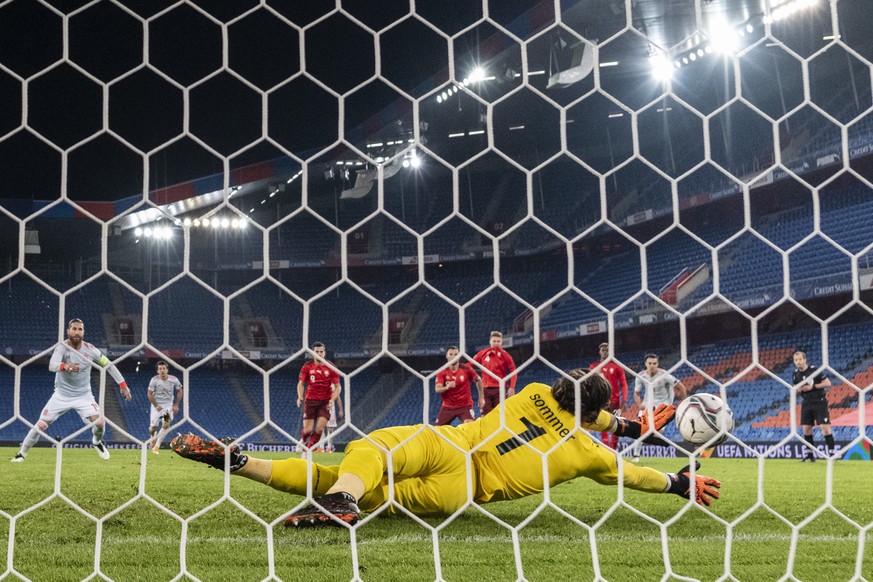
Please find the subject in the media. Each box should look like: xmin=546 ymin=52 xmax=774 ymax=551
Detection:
xmin=11 ymin=318 xmax=131 ymax=462
xmin=630 ymin=353 xmax=687 ymax=462
xmin=323 ymin=393 xmax=343 ymax=453
xmin=147 ymin=360 xmax=184 ymax=454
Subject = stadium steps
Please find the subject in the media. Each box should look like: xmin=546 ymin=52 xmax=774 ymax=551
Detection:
xmin=228 ymin=376 xmax=278 ymax=442
xmin=359 ymin=373 xmax=417 ymax=432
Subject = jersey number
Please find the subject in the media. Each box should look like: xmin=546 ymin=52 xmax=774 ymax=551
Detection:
xmin=496 ymin=416 xmax=546 ymax=455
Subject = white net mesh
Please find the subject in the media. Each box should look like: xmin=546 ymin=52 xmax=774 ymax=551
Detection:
xmin=2 ymin=0 xmax=872 ymax=580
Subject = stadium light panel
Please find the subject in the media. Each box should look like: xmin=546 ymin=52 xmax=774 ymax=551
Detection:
xmin=650 ymin=55 xmax=673 ymax=81
xmin=134 ymin=227 xmax=143 ymax=237
xmin=708 ymin=20 xmax=740 ymax=54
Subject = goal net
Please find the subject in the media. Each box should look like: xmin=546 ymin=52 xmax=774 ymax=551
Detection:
xmin=1 ymin=0 xmax=872 ymax=580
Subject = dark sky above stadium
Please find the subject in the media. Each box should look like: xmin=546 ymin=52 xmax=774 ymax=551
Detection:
xmin=0 ymin=0 xmax=871 ymax=211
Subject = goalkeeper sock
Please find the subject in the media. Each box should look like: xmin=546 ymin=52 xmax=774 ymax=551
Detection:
xmin=268 ymin=457 xmax=339 ymax=496
xmin=234 ymin=457 xmax=273 ymax=484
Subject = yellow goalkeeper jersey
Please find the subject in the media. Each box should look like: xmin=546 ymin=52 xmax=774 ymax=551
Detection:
xmin=456 ymin=383 xmax=616 ymax=503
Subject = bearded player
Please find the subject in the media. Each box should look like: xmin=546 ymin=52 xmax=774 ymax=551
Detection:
xmin=11 ymin=318 xmax=131 ymax=462
xmin=473 ymin=331 xmax=517 ymax=415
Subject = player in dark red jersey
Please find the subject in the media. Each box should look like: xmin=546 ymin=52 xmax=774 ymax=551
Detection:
xmin=473 ymin=331 xmax=517 ymax=415
xmin=296 ymin=342 xmax=341 ymax=451
xmin=435 ymin=346 xmax=482 ymax=425
xmin=589 ymin=342 xmax=629 ymax=450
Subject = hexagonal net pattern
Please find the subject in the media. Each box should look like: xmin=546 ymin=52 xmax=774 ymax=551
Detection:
xmin=1 ymin=1 xmax=872 ymax=580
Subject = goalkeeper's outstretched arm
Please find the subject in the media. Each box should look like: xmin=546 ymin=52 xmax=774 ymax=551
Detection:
xmin=584 ymin=404 xmax=721 ymax=505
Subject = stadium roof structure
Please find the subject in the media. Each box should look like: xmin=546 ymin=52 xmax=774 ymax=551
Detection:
xmin=0 ymin=0 xmax=869 ymax=259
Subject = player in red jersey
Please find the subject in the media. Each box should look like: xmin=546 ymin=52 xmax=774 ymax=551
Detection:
xmin=473 ymin=331 xmax=517 ymax=415
xmin=296 ymin=342 xmax=341 ymax=451
xmin=435 ymin=346 xmax=482 ymax=425
xmin=589 ymin=342 xmax=629 ymax=450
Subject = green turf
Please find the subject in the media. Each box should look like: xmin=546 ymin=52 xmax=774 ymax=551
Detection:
xmin=1 ymin=447 xmax=870 ymax=581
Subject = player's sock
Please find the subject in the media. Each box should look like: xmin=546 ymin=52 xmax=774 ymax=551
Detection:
xmin=804 ymin=434 xmax=816 ymax=459
xmin=308 ymin=432 xmax=322 ymax=448
xmin=92 ymin=421 xmax=105 ymax=445
xmin=824 ymin=434 xmax=836 ymax=456
xmin=233 ymin=457 xmax=273 ymax=484
xmin=20 ymin=426 xmax=42 ymax=455
xmin=301 ymin=431 xmax=311 ymax=449
xmin=153 ymin=427 xmax=169 ymax=450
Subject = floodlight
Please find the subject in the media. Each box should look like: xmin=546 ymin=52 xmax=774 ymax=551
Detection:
xmin=708 ymin=20 xmax=739 ymax=54
xmin=468 ymin=67 xmax=486 ymax=83
xmin=649 ymin=55 xmax=673 ymax=81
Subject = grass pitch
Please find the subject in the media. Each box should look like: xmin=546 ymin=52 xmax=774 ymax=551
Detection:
xmin=1 ymin=446 xmax=871 ymax=582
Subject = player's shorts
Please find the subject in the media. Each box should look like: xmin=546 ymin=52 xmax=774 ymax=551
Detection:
xmin=435 ymin=405 xmax=475 ymax=426
xmin=40 ymin=392 xmax=100 ymax=424
xmin=800 ymin=398 xmax=830 ymax=426
xmin=303 ymin=399 xmax=331 ymax=421
xmin=481 ymin=388 xmax=504 ymax=415
xmin=149 ymin=405 xmax=174 ymax=429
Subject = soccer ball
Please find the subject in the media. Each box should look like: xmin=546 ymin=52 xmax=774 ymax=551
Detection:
xmin=675 ymin=393 xmax=733 ymax=446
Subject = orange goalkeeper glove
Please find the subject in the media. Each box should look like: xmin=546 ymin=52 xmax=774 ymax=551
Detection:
xmin=613 ymin=403 xmax=675 ymax=439
xmin=667 ymin=462 xmax=721 ymax=506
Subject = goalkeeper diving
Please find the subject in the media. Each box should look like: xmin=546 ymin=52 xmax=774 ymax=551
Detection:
xmin=171 ymin=369 xmax=720 ymax=527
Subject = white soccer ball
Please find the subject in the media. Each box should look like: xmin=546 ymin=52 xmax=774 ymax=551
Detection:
xmin=675 ymin=393 xmax=734 ymax=446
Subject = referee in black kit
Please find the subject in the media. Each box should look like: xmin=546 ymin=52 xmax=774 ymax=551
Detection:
xmin=792 ymin=350 xmax=836 ymax=461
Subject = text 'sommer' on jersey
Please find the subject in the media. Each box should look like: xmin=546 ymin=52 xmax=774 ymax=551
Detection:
xmin=456 ymin=384 xmax=612 ymax=503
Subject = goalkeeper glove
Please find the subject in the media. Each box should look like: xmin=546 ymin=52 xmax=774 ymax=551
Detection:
xmin=666 ymin=461 xmax=721 ymax=506
xmin=613 ymin=403 xmax=675 ymax=439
